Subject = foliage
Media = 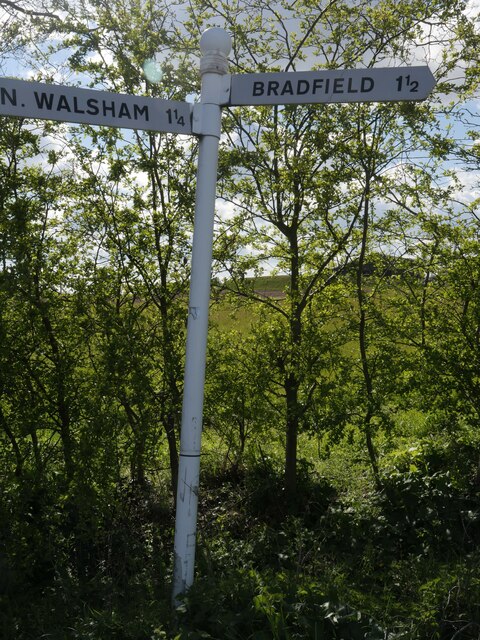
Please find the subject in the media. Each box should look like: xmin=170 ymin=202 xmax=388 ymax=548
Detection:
xmin=1 ymin=0 xmax=480 ymax=638
xmin=175 ymin=568 xmax=387 ymax=640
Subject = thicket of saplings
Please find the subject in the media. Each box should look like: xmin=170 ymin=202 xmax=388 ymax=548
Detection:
xmin=1 ymin=265 xmax=479 ymax=640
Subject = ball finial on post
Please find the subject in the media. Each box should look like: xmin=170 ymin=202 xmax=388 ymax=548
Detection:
xmin=199 ymin=27 xmax=232 ymax=56
xmin=199 ymin=27 xmax=231 ymax=76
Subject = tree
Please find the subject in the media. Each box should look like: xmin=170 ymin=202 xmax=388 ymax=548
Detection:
xmin=416 ymin=214 xmax=480 ymax=429
xmin=0 ymin=117 xmax=83 ymax=484
xmin=47 ymin=0 xmax=202 ymax=495
xmin=204 ymin=326 xmax=278 ymax=468
xmin=184 ymin=0 xmax=478 ymax=498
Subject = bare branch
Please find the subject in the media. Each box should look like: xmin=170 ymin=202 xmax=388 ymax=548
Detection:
xmin=0 ymin=0 xmax=60 ymax=19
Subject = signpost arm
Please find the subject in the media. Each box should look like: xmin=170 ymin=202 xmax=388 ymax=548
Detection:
xmin=172 ymin=27 xmax=231 ymax=604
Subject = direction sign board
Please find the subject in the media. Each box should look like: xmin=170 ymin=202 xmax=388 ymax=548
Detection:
xmin=0 ymin=77 xmax=193 ymax=134
xmin=229 ymin=66 xmax=435 ymax=106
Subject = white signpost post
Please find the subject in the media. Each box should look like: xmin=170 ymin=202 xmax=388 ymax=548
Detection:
xmin=0 ymin=26 xmax=437 ymax=606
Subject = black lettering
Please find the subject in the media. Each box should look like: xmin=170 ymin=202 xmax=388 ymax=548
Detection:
xmin=253 ymin=81 xmax=264 ymax=96
xmin=312 ymin=79 xmax=324 ymax=94
xmin=134 ymin=104 xmax=149 ymax=121
xmin=1 ymin=87 xmax=16 ymax=106
xmin=281 ymin=80 xmax=294 ymax=96
xmin=297 ymin=80 xmax=309 ymax=95
xmin=118 ymin=102 xmax=131 ymax=119
xmin=86 ymin=98 xmax=99 ymax=115
xmin=267 ymin=81 xmax=279 ymax=96
xmin=73 ymin=97 xmax=85 ymax=114
xmin=103 ymin=101 xmax=115 ymax=116
xmin=347 ymin=78 xmax=358 ymax=93
xmin=361 ymin=77 xmax=374 ymax=92
xmin=34 ymin=91 xmax=54 ymax=110
xmin=57 ymin=95 xmax=71 ymax=112
xmin=333 ymin=78 xmax=344 ymax=93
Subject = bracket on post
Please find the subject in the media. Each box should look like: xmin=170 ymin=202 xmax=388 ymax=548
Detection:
xmin=192 ymin=103 xmax=223 ymax=137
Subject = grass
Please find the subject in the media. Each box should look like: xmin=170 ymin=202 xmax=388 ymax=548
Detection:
xmin=209 ymin=301 xmax=258 ymax=332
xmin=209 ymin=274 xmax=288 ymax=332
xmin=221 ymin=274 xmax=290 ymax=293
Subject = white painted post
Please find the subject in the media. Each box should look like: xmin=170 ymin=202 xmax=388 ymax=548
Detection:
xmin=172 ymin=27 xmax=231 ymax=604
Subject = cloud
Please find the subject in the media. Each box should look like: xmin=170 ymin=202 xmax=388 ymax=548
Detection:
xmin=448 ymin=168 xmax=480 ymax=204
xmin=465 ymin=0 xmax=480 ymax=18
xmin=215 ymin=198 xmax=236 ymax=221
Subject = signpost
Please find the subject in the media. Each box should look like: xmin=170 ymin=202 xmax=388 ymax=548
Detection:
xmin=0 ymin=26 xmax=437 ymax=606
xmin=228 ymin=66 xmax=436 ymax=106
xmin=0 ymin=77 xmax=192 ymax=134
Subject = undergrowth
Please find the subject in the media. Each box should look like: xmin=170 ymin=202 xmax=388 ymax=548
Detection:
xmin=2 ymin=425 xmax=480 ymax=639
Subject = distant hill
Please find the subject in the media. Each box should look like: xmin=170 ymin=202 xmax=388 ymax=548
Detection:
xmin=220 ymin=275 xmax=289 ymax=298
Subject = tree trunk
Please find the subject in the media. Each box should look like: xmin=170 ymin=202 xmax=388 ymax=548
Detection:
xmin=165 ymin=410 xmax=179 ymax=498
xmin=284 ymin=226 xmax=302 ymax=500
xmin=38 ymin=304 xmax=75 ymax=484
xmin=356 ymin=176 xmax=381 ymax=489
xmin=284 ymin=373 xmax=299 ymax=499
xmin=0 ymin=405 xmax=23 ymax=476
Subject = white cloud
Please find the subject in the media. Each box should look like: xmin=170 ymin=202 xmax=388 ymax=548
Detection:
xmin=85 ymin=49 xmax=115 ymax=69
xmin=448 ymin=169 xmax=480 ymax=204
xmin=215 ymin=198 xmax=236 ymax=221
xmin=465 ymin=0 xmax=480 ymax=18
